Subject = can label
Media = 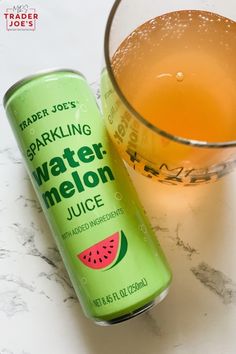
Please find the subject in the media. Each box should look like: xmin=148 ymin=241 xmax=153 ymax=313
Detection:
xmin=4 ymin=71 xmax=172 ymax=323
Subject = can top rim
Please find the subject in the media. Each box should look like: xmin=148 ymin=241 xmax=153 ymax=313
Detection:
xmin=3 ymin=68 xmax=85 ymax=108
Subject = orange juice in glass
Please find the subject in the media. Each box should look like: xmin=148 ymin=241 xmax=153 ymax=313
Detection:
xmin=101 ymin=0 xmax=236 ymax=186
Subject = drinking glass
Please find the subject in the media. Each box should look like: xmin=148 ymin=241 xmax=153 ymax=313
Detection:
xmin=101 ymin=0 xmax=236 ymax=186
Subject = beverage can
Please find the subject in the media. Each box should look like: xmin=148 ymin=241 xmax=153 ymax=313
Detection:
xmin=4 ymin=69 xmax=172 ymax=325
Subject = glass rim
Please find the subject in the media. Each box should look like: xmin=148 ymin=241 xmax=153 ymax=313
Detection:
xmin=104 ymin=0 xmax=236 ymax=149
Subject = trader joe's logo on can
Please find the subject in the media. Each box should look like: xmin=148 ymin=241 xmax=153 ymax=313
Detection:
xmin=4 ymin=4 xmax=39 ymax=31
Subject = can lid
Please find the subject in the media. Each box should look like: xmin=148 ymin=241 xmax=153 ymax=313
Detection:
xmin=3 ymin=68 xmax=85 ymax=108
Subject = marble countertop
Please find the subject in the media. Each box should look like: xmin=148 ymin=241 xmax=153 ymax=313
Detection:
xmin=1 ymin=1 xmax=236 ymax=353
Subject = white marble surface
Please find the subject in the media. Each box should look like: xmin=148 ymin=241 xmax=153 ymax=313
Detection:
xmin=1 ymin=1 xmax=236 ymax=353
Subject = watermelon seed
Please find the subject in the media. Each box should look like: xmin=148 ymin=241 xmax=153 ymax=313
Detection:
xmin=108 ymin=251 xmax=112 ymax=254
xmin=103 ymin=246 xmax=107 ymax=249
xmin=89 ymin=251 xmax=92 ymax=256
xmin=96 ymin=250 xmax=100 ymax=255
xmin=104 ymin=255 xmax=108 ymax=259
xmin=110 ymin=245 xmax=114 ymax=248
xmin=88 ymin=257 xmax=91 ymax=262
xmin=99 ymin=258 xmax=102 ymax=262
xmin=110 ymin=239 xmax=114 ymax=242
xmin=94 ymin=260 xmax=96 ymax=264
xmin=83 ymin=255 xmax=86 ymax=259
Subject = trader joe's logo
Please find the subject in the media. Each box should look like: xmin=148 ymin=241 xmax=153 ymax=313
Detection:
xmin=4 ymin=4 xmax=39 ymax=31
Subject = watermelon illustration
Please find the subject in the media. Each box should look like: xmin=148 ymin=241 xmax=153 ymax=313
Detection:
xmin=77 ymin=230 xmax=128 ymax=270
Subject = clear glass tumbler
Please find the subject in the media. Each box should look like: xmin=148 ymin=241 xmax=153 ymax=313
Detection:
xmin=101 ymin=0 xmax=236 ymax=186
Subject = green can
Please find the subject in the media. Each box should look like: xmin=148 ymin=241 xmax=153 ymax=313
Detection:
xmin=4 ymin=69 xmax=172 ymax=325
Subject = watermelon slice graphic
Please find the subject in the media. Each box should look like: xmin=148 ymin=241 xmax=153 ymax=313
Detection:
xmin=77 ymin=230 xmax=128 ymax=270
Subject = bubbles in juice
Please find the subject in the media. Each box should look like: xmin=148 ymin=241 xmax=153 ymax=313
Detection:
xmin=112 ymin=10 xmax=236 ymax=143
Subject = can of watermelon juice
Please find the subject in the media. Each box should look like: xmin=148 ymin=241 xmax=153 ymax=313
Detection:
xmin=4 ymin=69 xmax=172 ymax=325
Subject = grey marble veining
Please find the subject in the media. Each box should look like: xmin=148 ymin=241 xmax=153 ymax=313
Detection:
xmin=152 ymin=221 xmax=199 ymax=259
xmin=8 ymin=222 xmax=77 ymax=302
xmin=15 ymin=196 xmax=42 ymax=214
xmin=0 ymin=274 xmax=35 ymax=292
xmin=0 ymin=249 xmax=12 ymax=259
xmin=12 ymin=222 xmax=57 ymax=265
xmin=152 ymin=218 xmax=236 ymax=307
xmin=143 ymin=312 xmax=162 ymax=337
xmin=0 ymin=147 xmax=22 ymax=165
xmin=191 ymin=262 xmax=236 ymax=305
xmin=0 ymin=290 xmax=28 ymax=317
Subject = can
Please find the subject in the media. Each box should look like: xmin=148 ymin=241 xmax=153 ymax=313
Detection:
xmin=3 ymin=69 xmax=172 ymax=325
